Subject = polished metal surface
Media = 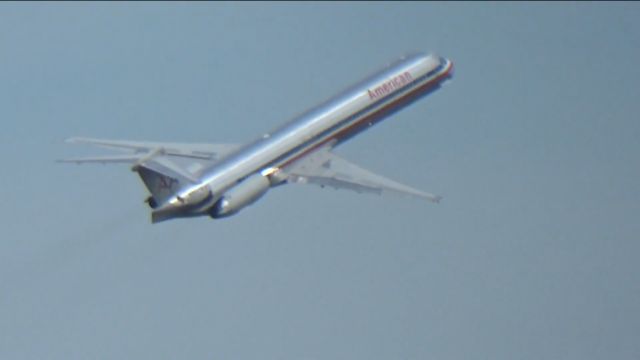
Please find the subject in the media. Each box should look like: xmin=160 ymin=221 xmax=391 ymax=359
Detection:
xmin=175 ymin=53 xmax=453 ymax=209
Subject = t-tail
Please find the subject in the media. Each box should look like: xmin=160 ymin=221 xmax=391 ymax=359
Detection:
xmin=133 ymin=162 xmax=188 ymax=210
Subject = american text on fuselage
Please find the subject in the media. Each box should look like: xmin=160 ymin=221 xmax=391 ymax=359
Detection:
xmin=61 ymin=52 xmax=453 ymax=223
xmin=150 ymin=53 xmax=452 ymax=222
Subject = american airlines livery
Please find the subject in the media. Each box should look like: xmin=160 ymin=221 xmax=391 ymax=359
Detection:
xmin=60 ymin=52 xmax=454 ymax=223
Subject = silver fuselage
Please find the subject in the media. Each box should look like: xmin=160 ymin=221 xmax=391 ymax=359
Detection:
xmin=155 ymin=52 xmax=453 ymax=218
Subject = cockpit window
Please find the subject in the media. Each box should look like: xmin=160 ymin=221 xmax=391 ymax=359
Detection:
xmin=426 ymin=60 xmax=445 ymax=77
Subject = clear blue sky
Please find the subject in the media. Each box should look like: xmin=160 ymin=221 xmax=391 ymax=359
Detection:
xmin=1 ymin=2 xmax=639 ymax=359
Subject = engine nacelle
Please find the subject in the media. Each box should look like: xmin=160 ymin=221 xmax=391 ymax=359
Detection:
xmin=145 ymin=196 xmax=158 ymax=209
xmin=209 ymin=173 xmax=270 ymax=218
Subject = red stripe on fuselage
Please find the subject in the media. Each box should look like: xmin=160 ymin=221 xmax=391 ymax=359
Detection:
xmin=279 ymin=63 xmax=453 ymax=168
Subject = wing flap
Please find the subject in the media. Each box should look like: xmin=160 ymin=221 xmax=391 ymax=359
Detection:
xmin=285 ymin=147 xmax=442 ymax=203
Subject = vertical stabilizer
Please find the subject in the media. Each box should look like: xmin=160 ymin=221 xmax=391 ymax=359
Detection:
xmin=134 ymin=162 xmax=191 ymax=205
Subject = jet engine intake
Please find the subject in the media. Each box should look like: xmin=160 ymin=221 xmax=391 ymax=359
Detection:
xmin=145 ymin=196 xmax=158 ymax=209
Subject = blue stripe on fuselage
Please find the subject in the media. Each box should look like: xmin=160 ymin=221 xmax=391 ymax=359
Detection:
xmin=266 ymin=61 xmax=450 ymax=169
xmin=191 ymin=55 xmax=450 ymax=200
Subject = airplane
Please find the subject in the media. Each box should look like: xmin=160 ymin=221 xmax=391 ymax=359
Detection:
xmin=59 ymin=52 xmax=454 ymax=223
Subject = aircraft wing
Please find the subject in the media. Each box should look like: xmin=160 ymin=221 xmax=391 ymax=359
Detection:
xmin=58 ymin=137 xmax=241 ymax=164
xmin=284 ymin=146 xmax=442 ymax=203
xmin=58 ymin=137 xmax=243 ymax=182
